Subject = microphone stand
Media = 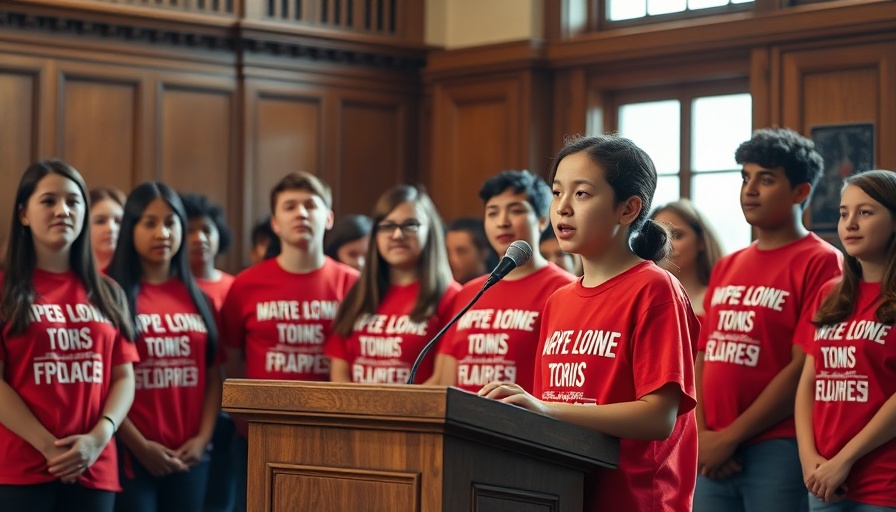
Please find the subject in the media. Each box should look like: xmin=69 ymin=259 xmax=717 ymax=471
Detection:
xmin=405 ymin=282 xmax=491 ymax=385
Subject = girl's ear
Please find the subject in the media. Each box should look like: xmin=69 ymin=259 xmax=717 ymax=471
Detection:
xmin=619 ymin=196 xmax=643 ymax=226
xmin=18 ymin=204 xmax=29 ymax=227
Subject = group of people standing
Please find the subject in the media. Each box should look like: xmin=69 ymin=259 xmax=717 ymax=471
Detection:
xmin=0 ymin=125 xmax=893 ymax=512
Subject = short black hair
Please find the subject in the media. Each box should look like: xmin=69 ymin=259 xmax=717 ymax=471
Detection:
xmin=478 ymin=170 xmax=552 ymax=218
xmin=445 ymin=217 xmax=490 ymax=252
xmin=251 ymin=217 xmax=275 ymax=246
xmin=325 ymin=214 xmax=372 ymax=259
xmin=735 ymin=127 xmax=824 ymax=191
xmin=180 ymin=193 xmax=233 ymax=256
xmin=446 ymin=216 xmax=499 ymax=270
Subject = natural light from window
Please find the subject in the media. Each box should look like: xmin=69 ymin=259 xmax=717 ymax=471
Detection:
xmin=609 ymin=0 xmax=754 ymax=21
xmin=618 ymin=100 xmax=680 ymax=175
xmin=691 ymin=93 xmax=752 ymax=255
xmin=616 ymin=93 xmax=753 ymax=255
xmin=618 ymin=100 xmax=681 ymax=212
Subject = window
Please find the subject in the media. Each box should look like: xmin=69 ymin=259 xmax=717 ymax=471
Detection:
xmin=602 ymin=84 xmax=753 ymax=255
xmin=605 ymin=0 xmax=753 ymax=23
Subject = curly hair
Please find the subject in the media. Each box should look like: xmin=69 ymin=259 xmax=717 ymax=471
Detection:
xmin=735 ymin=128 xmax=824 ymax=205
xmin=180 ymin=193 xmax=233 ymax=256
xmin=478 ymin=170 xmax=552 ymax=218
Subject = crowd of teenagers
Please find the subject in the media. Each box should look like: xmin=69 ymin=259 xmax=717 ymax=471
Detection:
xmin=0 ymin=126 xmax=893 ymax=512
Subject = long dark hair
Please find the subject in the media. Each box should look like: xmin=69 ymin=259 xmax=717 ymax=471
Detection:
xmin=107 ymin=182 xmax=218 ymax=364
xmin=332 ymin=185 xmax=452 ymax=337
xmin=1 ymin=160 xmax=134 ymax=339
xmin=814 ymin=170 xmax=896 ymax=326
xmin=547 ymin=134 xmax=670 ymax=262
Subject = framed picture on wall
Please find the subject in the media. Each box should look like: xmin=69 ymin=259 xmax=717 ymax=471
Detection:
xmin=809 ymin=123 xmax=875 ymax=230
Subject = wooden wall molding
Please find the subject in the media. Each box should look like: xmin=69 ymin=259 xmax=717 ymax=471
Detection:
xmin=5 ymin=0 xmax=896 ymax=267
xmin=547 ymin=0 xmax=896 ymax=68
xmin=776 ymin=38 xmax=896 ymax=165
xmin=0 ymin=8 xmax=235 ymax=52
xmin=424 ymin=40 xmax=548 ymax=81
xmin=0 ymin=3 xmax=428 ymax=72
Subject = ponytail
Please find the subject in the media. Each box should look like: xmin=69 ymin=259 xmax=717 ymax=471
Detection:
xmin=631 ymin=218 xmax=670 ymax=263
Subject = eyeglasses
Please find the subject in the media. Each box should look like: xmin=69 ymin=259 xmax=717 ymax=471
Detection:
xmin=376 ymin=221 xmax=421 ymax=236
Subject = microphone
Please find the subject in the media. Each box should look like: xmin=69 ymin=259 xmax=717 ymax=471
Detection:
xmin=406 ymin=240 xmax=533 ymax=384
xmin=484 ymin=240 xmax=533 ymax=290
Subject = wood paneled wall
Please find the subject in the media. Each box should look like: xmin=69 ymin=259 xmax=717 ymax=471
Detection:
xmin=0 ymin=2 xmax=424 ymax=271
xmin=242 ymin=70 xmax=419 ymax=231
xmin=425 ymin=42 xmax=551 ymax=221
xmin=774 ymin=38 xmax=896 ymax=166
xmin=0 ymin=49 xmax=243 ymax=269
xmin=424 ymin=0 xmax=896 ymax=220
xmin=3 ymin=0 xmax=896 ymax=265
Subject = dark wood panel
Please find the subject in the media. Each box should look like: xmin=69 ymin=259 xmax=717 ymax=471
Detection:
xmin=248 ymin=423 xmax=442 ymax=511
xmin=452 ymin=99 xmax=512 ymax=204
xmin=552 ymin=68 xmax=587 ymax=150
xmin=547 ymin=0 xmax=896 ymax=68
xmin=252 ymin=92 xmax=323 ymax=222
xmin=750 ymin=47 xmax=771 ymax=130
xmin=270 ymin=465 xmax=419 ymax=512
xmin=159 ymin=84 xmax=234 ymax=201
xmin=338 ymin=99 xmax=406 ymax=215
xmin=158 ymin=82 xmax=239 ymax=270
xmin=779 ymin=41 xmax=894 ymax=168
xmin=59 ymin=75 xmax=139 ymax=194
xmin=225 ymin=382 xmax=617 ymax=512
xmin=0 ymin=69 xmax=39 ymax=253
xmin=430 ymin=78 xmax=522 ymax=221
xmin=803 ymin=68 xmax=879 ymax=127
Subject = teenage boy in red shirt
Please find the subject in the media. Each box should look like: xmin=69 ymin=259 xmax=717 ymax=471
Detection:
xmin=435 ymin=170 xmax=574 ymax=392
xmin=219 ymin=172 xmax=358 ymax=512
xmin=694 ymin=128 xmax=843 ymax=512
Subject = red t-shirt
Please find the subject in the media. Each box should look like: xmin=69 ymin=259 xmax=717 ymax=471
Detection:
xmin=699 ymin=233 xmax=843 ymax=442
xmin=220 ymin=257 xmax=358 ymax=381
xmin=325 ymin=281 xmax=460 ymax=384
xmin=796 ymin=279 xmax=896 ymax=506
xmin=197 ymin=272 xmax=235 ymax=312
xmin=438 ymin=263 xmax=574 ymax=392
xmin=535 ymin=261 xmax=699 ymax=512
xmin=0 ymin=269 xmax=139 ymax=491
xmin=128 ymin=279 xmax=214 ymax=450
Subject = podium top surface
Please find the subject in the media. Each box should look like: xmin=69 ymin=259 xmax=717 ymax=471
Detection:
xmin=223 ymin=379 xmax=618 ymax=471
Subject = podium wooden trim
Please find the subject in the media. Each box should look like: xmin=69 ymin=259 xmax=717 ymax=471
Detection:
xmin=223 ymin=379 xmax=618 ymax=512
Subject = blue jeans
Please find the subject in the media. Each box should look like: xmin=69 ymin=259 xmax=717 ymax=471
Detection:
xmin=0 ymin=481 xmax=114 ymax=512
xmin=202 ymin=413 xmax=236 ymax=512
xmin=232 ymin=435 xmax=248 ymax=512
xmin=694 ymin=437 xmax=807 ymax=512
xmin=115 ymin=449 xmax=211 ymax=512
xmin=809 ymin=495 xmax=896 ymax=512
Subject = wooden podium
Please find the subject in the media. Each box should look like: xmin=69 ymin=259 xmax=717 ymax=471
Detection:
xmin=222 ymin=380 xmax=618 ymax=512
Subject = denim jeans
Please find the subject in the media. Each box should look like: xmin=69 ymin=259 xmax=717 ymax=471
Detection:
xmin=809 ymin=495 xmax=896 ymax=512
xmin=0 ymin=481 xmax=115 ymax=512
xmin=115 ymin=450 xmax=211 ymax=512
xmin=693 ymin=437 xmax=808 ymax=512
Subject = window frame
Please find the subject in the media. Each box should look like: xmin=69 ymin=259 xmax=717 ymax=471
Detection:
xmin=593 ymin=0 xmax=755 ymax=30
xmin=603 ymin=78 xmax=750 ymax=199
